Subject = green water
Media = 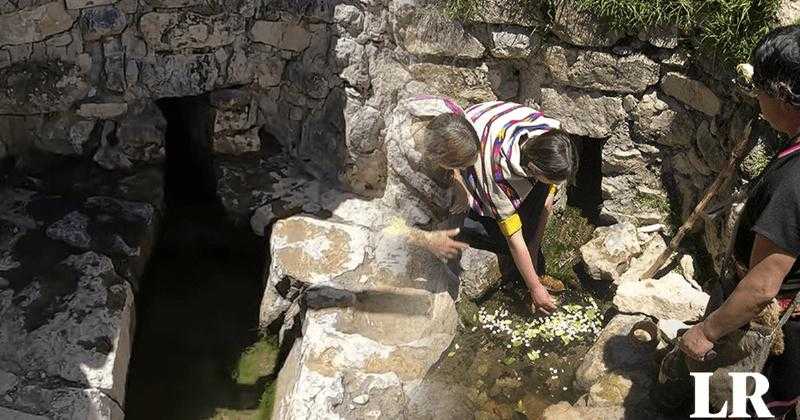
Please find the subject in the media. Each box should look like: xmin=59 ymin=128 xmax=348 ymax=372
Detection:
xmin=124 ymin=199 xmax=277 ymax=420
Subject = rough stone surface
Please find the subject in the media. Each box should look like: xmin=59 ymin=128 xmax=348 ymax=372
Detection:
xmin=0 ymin=61 xmax=90 ymax=114
xmin=34 ymin=112 xmax=96 ymax=156
xmin=139 ymin=53 xmax=220 ymax=97
xmin=394 ymin=7 xmax=485 ymax=59
xmin=250 ymin=21 xmax=311 ymax=52
xmin=0 ymin=162 xmax=161 ymax=417
xmin=0 ymin=252 xmax=133 ymax=402
xmin=580 ymin=223 xmax=642 ymax=282
xmin=661 ymin=72 xmax=722 ymax=116
xmin=116 ymin=100 xmax=166 ymax=163
xmin=617 ymin=234 xmax=668 ymax=283
xmin=551 ymin=0 xmax=623 ymax=47
xmin=215 ymin=154 xmax=324 ymax=228
xmin=67 ymin=0 xmax=116 ymax=9
xmin=0 ymin=2 xmax=74 ymax=46
xmin=574 ymin=314 xmax=653 ymax=392
xmin=777 ymin=0 xmax=800 ymax=26
xmin=490 ymin=27 xmax=534 ymax=58
xmin=140 ymin=11 xmax=246 ymax=52
xmin=541 ymin=88 xmax=626 ymax=138
xmin=587 ymin=372 xmax=651 ymax=407
xmin=542 ymin=401 xmax=626 ymax=420
xmin=457 ymin=247 xmax=506 ymax=300
xmin=46 ymin=211 xmax=93 ymax=249
xmin=638 ymin=25 xmax=679 ymax=49
xmin=77 ymin=102 xmax=128 ymax=119
xmin=213 ymin=127 xmax=260 ymax=155
xmin=266 ymin=216 xmax=458 ymax=419
xmin=632 ymin=91 xmax=696 ymax=147
xmin=408 ymin=63 xmax=496 ymax=107
xmin=466 ymin=0 xmax=545 ymax=26
xmin=80 ymin=5 xmax=127 ymax=42
xmin=544 ymin=46 xmax=660 ymax=93
xmin=614 ymin=272 xmax=710 ymax=321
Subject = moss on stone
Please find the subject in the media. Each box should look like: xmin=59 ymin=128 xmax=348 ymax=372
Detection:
xmin=257 ymin=382 xmax=277 ymax=420
xmin=233 ymin=338 xmax=278 ymax=386
xmin=634 ymin=191 xmax=671 ymax=216
xmin=541 ymin=206 xmax=594 ymax=284
xmin=456 ymin=299 xmax=481 ymax=328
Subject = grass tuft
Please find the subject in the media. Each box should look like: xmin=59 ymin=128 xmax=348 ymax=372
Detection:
xmin=437 ymin=0 xmax=781 ymax=67
xmin=541 ymin=206 xmax=595 ymax=283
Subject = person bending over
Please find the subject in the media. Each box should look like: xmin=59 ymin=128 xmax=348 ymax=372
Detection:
xmin=419 ymin=99 xmax=578 ymax=315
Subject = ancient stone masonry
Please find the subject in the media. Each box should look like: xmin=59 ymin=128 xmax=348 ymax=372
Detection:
xmin=0 ymin=163 xmax=162 ymax=419
xmin=0 ymin=0 xmax=787 ymax=418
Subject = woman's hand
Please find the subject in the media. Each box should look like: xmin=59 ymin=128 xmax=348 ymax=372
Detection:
xmin=423 ymin=228 xmax=469 ymax=260
xmin=679 ymin=323 xmax=715 ymax=361
xmin=530 ymin=283 xmax=557 ymax=315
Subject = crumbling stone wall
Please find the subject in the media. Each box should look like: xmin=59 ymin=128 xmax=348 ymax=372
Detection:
xmin=0 ymin=0 xmax=777 ymax=273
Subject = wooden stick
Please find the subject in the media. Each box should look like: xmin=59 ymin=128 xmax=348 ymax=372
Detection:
xmin=641 ymin=121 xmax=754 ymax=280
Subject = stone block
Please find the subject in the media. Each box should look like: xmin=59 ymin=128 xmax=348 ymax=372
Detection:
xmin=139 ymin=11 xmax=246 ymax=52
xmin=544 ymin=45 xmax=660 ymax=93
xmin=541 ymin=88 xmax=626 ymax=138
xmin=0 ymin=2 xmax=74 ymax=46
xmin=662 ymin=72 xmax=721 ymax=116
xmin=80 ymin=5 xmax=127 ymax=42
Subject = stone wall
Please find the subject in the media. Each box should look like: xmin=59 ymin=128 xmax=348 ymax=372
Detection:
xmin=1 ymin=1 xmax=795 ymax=418
xmin=0 ymin=0 xmax=779 ymax=272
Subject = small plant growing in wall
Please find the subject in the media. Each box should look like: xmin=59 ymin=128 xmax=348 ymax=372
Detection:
xmin=438 ymin=0 xmax=783 ymax=67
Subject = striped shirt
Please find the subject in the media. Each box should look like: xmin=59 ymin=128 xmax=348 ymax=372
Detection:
xmin=461 ymin=101 xmax=561 ymax=235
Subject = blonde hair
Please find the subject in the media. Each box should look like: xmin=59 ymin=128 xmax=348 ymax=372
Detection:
xmin=422 ymin=113 xmax=479 ymax=169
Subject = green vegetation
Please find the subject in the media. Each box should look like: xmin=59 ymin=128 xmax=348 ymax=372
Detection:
xmin=541 ymin=206 xmax=595 ymax=283
xmin=634 ymin=191 xmax=671 ymax=215
xmin=438 ymin=0 xmax=781 ymax=67
xmin=741 ymin=141 xmax=771 ymax=179
xmin=439 ymin=0 xmax=483 ymax=20
xmin=257 ymin=382 xmax=277 ymax=420
xmin=233 ymin=338 xmax=279 ymax=386
xmin=210 ymin=337 xmax=279 ymax=420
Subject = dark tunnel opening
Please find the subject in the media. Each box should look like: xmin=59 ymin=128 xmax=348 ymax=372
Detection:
xmin=125 ymin=95 xmax=269 ymax=419
xmin=568 ymin=138 xmax=608 ymax=226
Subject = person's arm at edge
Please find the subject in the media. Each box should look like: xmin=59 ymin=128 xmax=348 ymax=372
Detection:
xmin=502 ymin=216 xmax=557 ymax=315
xmin=530 ymin=185 xmax=556 ymax=268
xmin=703 ymin=235 xmax=795 ymax=340
xmin=681 ymin=234 xmax=795 ymax=360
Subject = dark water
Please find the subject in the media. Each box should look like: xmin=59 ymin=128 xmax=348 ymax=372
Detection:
xmin=124 ymin=197 xmax=270 ymax=420
xmin=125 ymin=94 xmax=272 ymax=419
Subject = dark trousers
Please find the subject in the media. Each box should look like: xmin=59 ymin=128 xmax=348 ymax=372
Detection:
xmin=453 ymin=182 xmax=550 ymax=275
